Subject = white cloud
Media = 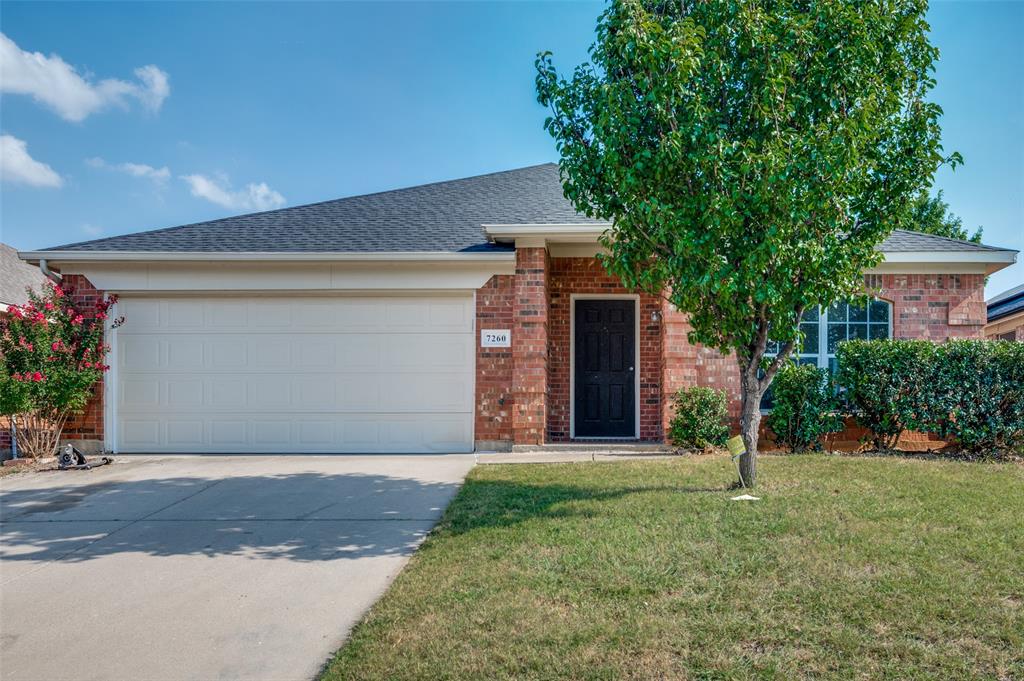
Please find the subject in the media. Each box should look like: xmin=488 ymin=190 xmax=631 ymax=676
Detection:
xmin=87 ymin=156 xmax=170 ymax=183
xmin=180 ymin=173 xmax=286 ymax=212
xmin=0 ymin=33 xmax=170 ymax=122
xmin=0 ymin=134 xmax=62 ymax=187
xmin=81 ymin=223 xmax=104 ymax=237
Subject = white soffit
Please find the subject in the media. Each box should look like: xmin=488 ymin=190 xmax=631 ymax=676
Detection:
xmin=483 ymin=225 xmax=1016 ymax=274
xmin=43 ymin=260 xmax=514 ymax=292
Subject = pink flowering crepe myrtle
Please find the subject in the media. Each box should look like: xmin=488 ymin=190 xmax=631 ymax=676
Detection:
xmin=1 ymin=280 xmax=124 ymax=458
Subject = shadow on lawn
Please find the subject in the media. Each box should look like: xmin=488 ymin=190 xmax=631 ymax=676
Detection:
xmin=0 ymin=471 xmax=460 ymax=564
xmin=439 ymin=477 xmax=726 ymax=536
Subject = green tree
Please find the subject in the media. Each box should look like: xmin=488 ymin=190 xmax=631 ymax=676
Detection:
xmin=909 ymin=189 xmax=982 ymax=243
xmin=536 ymin=0 xmax=956 ymax=486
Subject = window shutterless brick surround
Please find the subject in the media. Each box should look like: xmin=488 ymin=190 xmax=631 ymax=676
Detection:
xmin=47 ymin=264 xmax=987 ymax=455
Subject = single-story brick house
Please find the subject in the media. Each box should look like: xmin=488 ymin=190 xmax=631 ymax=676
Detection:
xmin=15 ymin=164 xmax=1018 ymax=454
xmin=985 ymin=284 xmax=1024 ymax=342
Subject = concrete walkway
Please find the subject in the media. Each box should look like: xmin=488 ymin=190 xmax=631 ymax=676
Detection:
xmin=0 ymin=454 xmax=475 ymax=681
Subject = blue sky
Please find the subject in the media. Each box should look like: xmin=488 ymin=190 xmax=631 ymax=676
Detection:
xmin=1 ymin=1 xmax=1021 ymax=297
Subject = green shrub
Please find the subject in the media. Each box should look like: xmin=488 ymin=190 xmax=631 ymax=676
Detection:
xmin=837 ymin=338 xmax=1024 ymax=454
xmin=835 ymin=339 xmax=935 ymax=449
xmin=668 ymin=386 xmax=729 ymax=450
xmin=918 ymin=339 xmax=1024 ymax=453
xmin=767 ymin=362 xmax=844 ymax=452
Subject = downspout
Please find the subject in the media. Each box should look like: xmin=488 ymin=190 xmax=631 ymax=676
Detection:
xmin=39 ymin=258 xmax=63 ymax=283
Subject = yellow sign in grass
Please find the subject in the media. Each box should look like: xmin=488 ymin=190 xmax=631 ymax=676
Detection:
xmin=727 ymin=435 xmax=746 ymax=459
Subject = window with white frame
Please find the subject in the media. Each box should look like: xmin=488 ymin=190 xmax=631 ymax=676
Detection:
xmin=762 ymin=298 xmax=892 ymax=408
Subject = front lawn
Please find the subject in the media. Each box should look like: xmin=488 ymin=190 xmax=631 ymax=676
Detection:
xmin=323 ymin=455 xmax=1023 ymax=680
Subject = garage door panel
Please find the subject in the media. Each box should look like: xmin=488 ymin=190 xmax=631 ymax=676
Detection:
xmin=166 ymin=339 xmax=204 ymax=370
xmin=167 ymin=379 xmax=204 ymax=407
xmin=121 ymin=337 xmax=160 ymax=370
xmin=121 ymin=374 xmax=469 ymax=414
xmin=115 ymin=295 xmax=474 ymax=453
xmin=118 ymin=413 xmax=472 ymax=453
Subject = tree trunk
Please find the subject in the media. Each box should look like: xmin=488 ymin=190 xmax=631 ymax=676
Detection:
xmin=737 ymin=371 xmax=763 ymax=488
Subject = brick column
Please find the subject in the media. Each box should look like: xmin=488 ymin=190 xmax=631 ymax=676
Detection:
xmin=512 ymin=247 xmax=549 ymax=445
xmin=660 ymin=297 xmax=695 ymax=436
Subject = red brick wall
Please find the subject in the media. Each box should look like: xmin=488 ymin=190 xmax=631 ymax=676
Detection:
xmin=659 ymin=271 xmax=988 ymax=448
xmin=511 ymin=248 xmax=550 ymax=444
xmin=475 ymin=275 xmax=515 ymax=445
xmin=546 ymin=257 xmax=663 ymax=441
xmin=60 ymin=274 xmax=106 ymax=445
xmin=660 ymin=299 xmax=741 ymax=435
xmin=866 ymin=273 xmax=987 ymax=339
xmin=0 ymin=423 xmax=11 ymax=456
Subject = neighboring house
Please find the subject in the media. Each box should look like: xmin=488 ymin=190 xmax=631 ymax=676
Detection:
xmin=1 ymin=242 xmax=47 ymax=312
xmin=16 ymin=164 xmax=1019 ymax=454
xmin=1 ymin=243 xmax=48 ymax=457
xmin=985 ymin=284 xmax=1024 ymax=341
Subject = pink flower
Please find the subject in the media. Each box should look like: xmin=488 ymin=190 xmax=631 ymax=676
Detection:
xmin=96 ymin=311 xmax=107 ymax=321
xmin=44 ymin=302 xmax=54 ymax=311
xmin=32 ymin=372 xmax=43 ymax=382
xmin=71 ymin=315 xmax=84 ymax=326
xmin=9 ymin=307 xmax=23 ymax=319
xmin=51 ymin=341 xmax=62 ymax=352
xmin=12 ymin=373 xmax=22 ymax=380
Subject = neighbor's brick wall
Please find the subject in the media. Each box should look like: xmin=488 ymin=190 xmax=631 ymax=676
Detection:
xmin=60 ymin=274 xmax=106 ymax=445
xmin=984 ymin=311 xmax=1024 ymax=341
xmin=511 ymin=248 xmax=550 ymax=444
xmin=546 ymin=257 xmax=663 ymax=442
xmin=475 ymin=274 xmax=515 ymax=445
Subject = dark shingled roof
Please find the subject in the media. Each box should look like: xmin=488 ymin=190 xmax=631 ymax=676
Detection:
xmin=987 ymin=283 xmax=1024 ymax=323
xmin=878 ymin=229 xmax=1013 ymax=253
xmin=1 ymin=243 xmax=47 ymax=306
xmin=38 ymin=163 xmax=1015 ymax=256
xmin=44 ymin=164 xmax=598 ymax=254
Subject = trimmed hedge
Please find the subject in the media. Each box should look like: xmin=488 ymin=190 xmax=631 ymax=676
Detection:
xmin=836 ymin=339 xmax=1024 ymax=454
xmin=834 ymin=340 xmax=936 ymax=449
xmin=668 ymin=386 xmax=729 ymax=451
xmin=767 ymin=362 xmax=844 ymax=452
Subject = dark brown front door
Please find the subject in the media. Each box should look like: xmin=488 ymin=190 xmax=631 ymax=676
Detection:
xmin=574 ymin=299 xmax=636 ymax=438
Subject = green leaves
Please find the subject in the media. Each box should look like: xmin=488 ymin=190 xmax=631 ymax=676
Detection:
xmin=668 ymin=386 xmax=730 ymax=450
xmin=536 ymin=0 xmax=947 ymax=406
xmin=767 ymin=362 xmax=844 ymax=452
xmin=837 ymin=339 xmax=1024 ymax=453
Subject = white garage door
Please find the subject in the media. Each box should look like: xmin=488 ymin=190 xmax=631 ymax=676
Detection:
xmin=114 ymin=295 xmax=475 ymax=453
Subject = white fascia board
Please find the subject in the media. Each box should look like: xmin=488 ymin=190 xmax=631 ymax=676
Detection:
xmin=880 ymin=250 xmax=1017 ymax=264
xmin=876 ymin=249 xmax=1017 ymax=275
xmin=18 ymin=250 xmax=515 ymax=264
xmin=483 ymin=224 xmax=610 ymax=244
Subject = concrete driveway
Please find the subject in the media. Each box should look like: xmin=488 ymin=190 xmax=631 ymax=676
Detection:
xmin=0 ymin=454 xmax=476 ymax=681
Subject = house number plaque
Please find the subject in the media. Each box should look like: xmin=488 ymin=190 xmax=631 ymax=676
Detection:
xmin=480 ymin=329 xmax=511 ymax=348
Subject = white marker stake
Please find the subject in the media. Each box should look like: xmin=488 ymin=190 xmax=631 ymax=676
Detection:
xmin=730 ymin=494 xmax=760 ymax=501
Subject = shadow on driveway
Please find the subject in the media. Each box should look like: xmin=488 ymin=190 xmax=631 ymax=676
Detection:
xmin=1 ymin=471 xmax=462 ymax=564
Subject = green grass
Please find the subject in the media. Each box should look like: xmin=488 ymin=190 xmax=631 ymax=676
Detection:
xmin=322 ymin=455 xmax=1023 ymax=680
